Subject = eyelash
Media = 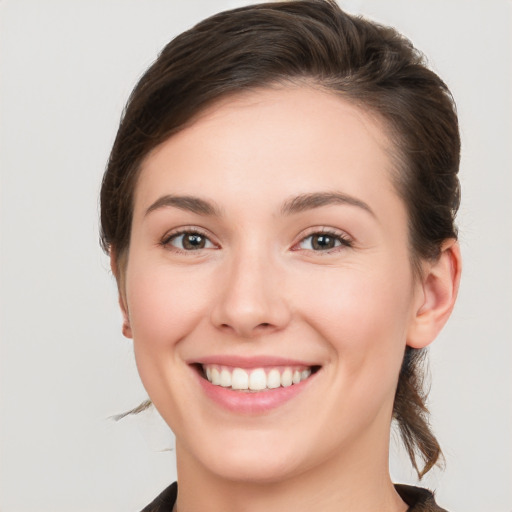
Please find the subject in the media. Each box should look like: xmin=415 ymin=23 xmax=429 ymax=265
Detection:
xmin=160 ymin=228 xmax=217 ymax=253
xmin=160 ymin=228 xmax=353 ymax=254
xmin=293 ymin=228 xmax=353 ymax=253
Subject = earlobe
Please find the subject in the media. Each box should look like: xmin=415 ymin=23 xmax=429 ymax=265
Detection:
xmin=120 ymin=301 xmax=133 ymax=339
xmin=110 ymin=249 xmax=133 ymax=339
xmin=407 ymin=239 xmax=461 ymax=349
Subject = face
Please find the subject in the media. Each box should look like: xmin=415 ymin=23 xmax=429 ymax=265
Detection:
xmin=122 ymin=86 xmax=425 ymax=484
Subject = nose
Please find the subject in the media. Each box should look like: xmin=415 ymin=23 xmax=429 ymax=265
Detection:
xmin=210 ymin=249 xmax=291 ymax=339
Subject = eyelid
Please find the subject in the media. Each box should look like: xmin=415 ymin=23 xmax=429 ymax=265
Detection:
xmin=159 ymin=225 xmax=352 ymax=253
xmin=160 ymin=226 xmax=219 ymax=251
xmin=291 ymin=227 xmax=353 ymax=252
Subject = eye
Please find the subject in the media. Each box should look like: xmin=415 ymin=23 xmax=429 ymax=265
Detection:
xmin=163 ymin=231 xmax=216 ymax=251
xmin=297 ymin=231 xmax=352 ymax=252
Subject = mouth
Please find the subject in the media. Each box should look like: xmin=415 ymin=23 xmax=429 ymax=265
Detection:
xmin=197 ymin=363 xmax=320 ymax=392
xmin=191 ymin=358 xmax=321 ymax=413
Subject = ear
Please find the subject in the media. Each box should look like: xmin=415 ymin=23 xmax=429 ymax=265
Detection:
xmin=407 ymin=239 xmax=461 ymax=349
xmin=110 ymin=249 xmax=133 ymax=339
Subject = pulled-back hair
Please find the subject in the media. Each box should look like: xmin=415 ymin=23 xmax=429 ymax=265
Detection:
xmin=100 ymin=0 xmax=460 ymax=478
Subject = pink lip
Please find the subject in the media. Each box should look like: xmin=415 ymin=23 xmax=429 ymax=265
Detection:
xmin=192 ymin=358 xmax=319 ymax=415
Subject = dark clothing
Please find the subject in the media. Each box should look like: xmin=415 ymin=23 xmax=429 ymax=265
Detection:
xmin=141 ymin=482 xmax=177 ymax=512
xmin=395 ymin=484 xmax=448 ymax=511
xmin=141 ymin=481 xmax=448 ymax=511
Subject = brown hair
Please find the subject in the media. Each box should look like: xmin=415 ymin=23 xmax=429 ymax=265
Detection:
xmin=100 ymin=0 xmax=460 ymax=478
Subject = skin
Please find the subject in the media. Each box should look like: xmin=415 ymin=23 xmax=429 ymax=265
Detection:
xmin=114 ymin=86 xmax=460 ymax=512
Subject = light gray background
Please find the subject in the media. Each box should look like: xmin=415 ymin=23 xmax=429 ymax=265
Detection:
xmin=1 ymin=1 xmax=511 ymax=510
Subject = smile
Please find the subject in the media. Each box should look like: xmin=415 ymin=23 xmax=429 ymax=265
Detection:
xmin=202 ymin=364 xmax=313 ymax=391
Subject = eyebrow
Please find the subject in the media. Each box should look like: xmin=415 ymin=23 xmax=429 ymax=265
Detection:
xmin=144 ymin=191 xmax=375 ymax=219
xmin=145 ymin=195 xmax=222 ymax=217
xmin=281 ymin=192 xmax=375 ymax=217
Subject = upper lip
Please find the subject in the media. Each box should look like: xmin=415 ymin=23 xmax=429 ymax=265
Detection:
xmin=189 ymin=355 xmax=319 ymax=369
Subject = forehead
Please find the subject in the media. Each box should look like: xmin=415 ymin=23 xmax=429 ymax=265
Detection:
xmin=134 ymin=86 xmax=399 ymax=218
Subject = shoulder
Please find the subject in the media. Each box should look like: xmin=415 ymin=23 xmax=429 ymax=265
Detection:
xmin=395 ymin=484 xmax=448 ymax=512
xmin=140 ymin=482 xmax=177 ymax=512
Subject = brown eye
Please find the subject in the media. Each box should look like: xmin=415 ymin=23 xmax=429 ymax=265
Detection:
xmin=168 ymin=232 xmax=214 ymax=251
xmin=297 ymin=231 xmax=352 ymax=251
xmin=183 ymin=233 xmax=206 ymax=250
xmin=311 ymin=234 xmax=336 ymax=250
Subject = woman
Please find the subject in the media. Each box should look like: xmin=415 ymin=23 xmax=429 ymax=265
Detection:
xmin=100 ymin=1 xmax=461 ymax=510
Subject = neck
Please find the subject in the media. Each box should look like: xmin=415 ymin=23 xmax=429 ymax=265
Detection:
xmin=174 ymin=423 xmax=407 ymax=512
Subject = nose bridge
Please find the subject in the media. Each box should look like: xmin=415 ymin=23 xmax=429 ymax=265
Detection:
xmin=211 ymin=237 xmax=289 ymax=337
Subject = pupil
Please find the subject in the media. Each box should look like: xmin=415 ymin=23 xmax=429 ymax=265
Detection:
xmin=312 ymin=234 xmax=334 ymax=250
xmin=184 ymin=234 xmax=205 ymax=250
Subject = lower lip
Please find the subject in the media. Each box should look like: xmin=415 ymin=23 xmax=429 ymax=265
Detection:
xmin=196 ymin=370 xmax=316 ymax=414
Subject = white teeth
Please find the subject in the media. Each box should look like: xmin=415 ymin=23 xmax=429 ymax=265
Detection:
xmin=211 ymin=367 xmax=221 ymax=385
xmin=231 ymin=368 xmax=249 ymax=390
xmin=203 ymin=364 xmax=315 ymax=391
xmin=249 ymin=368 xmax=267 ymax=391
xmin=301 ymin=369 xmax=311 ymax=380
xmin=281 ymin=368 xmax=293 ymax=387
xmin=267 ymin=369 xmax=281 ymax=389
xmin=220 ymin=368 xmax=232 ymax=387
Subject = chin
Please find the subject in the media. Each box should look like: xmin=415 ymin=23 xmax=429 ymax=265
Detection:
xmin=205 ymin=451 xmax=305 ymax=484
xmin=178 ymin=428 xmax=312 ymax=485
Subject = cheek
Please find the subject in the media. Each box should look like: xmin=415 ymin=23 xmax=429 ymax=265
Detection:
xmin=125 ymin=261 xmax=214 ymax=350
xmin=297 ymin=264 xmax=413 ymax=380
xmin=124 ymin=260 xmax=218 ymax=420
xmin=302 ymin=263 xmax=412 ymax=333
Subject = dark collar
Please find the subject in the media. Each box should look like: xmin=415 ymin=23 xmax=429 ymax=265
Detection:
xmin=141 ymin=482 xmax=447 ymax=512
xmin=395 ymin=484 xmax=448 ymax=512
